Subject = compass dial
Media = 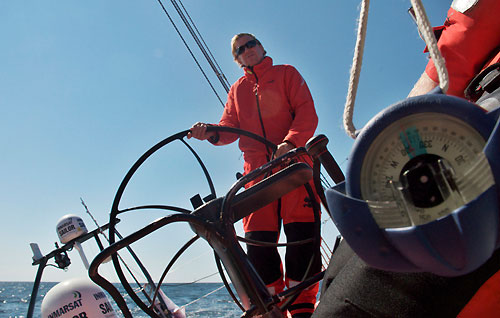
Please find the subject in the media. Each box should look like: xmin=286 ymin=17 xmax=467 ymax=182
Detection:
xmin=360 ymin=112 xmax=488 ymax=228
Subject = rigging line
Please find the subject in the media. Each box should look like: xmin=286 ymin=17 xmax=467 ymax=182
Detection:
xmin=177 ymin=0 xmax=231 ymax=93
xmin=320 ymin=172 xmax=332 ymax=189
xmin=320 ymin=179 xmax=331 ymax=190
xmin=178 ymin=284 xmax=226 ymax=311
xmin=80 ymin=199 xmax=151 ymax=299
xmin=319 ymin=252 xmax=330 ymax=270
xmin=155 ymin=0 xmax=226 ymax=107
xmin=167 ymin=272 xmax=220 ymax=287
xmin=320 ymin=238 xmax=332 ymax=254
xmin=339 ymin=157 xmax=348 ymax=167
xmin=81 ymin=198 xmax=109 ymax=241
xmin=320 ymin=242 xmax=331 ymax=258
xmin=321 ymin=218 xmax=331 ymax=226
xmin=169 ymin=0 xmax=230 ymax=94
xmin=166 ymin=246 xmax=214 ymax=274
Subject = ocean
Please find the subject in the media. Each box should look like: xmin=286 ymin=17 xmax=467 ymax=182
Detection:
xmin=0 ymin=281 xmax=242 ymax=318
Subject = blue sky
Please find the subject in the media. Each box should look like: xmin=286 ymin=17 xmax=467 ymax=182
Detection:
xmin=1 ymin=1 xmax=451 ymax=285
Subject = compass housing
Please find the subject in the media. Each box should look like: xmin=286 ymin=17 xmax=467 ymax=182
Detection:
xmin=326 ymin=91 xmax=500 ymax=276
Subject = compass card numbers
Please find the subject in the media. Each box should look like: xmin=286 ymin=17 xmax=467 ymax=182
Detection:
xmin=360 ymin=112 xmax=489 ymax=228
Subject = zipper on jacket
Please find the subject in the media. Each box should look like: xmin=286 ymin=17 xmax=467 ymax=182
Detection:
xmin=249 ymin=66 xmax=272 ymax=160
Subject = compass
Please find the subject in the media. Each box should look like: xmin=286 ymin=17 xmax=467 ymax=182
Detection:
xmin=358 ymin=112 xmax=491 ymax=229
xmin=326 ymin=91 xmax=500 ymax=276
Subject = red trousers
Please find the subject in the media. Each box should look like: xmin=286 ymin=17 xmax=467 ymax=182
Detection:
xmin=242 ymin=155 xmax=317 ymax=232
xmin=242 ymin=154 xmax=321 ymax=316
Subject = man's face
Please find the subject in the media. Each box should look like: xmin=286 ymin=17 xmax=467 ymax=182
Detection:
xmin=234 ymin=35 xmax=265 ymax=67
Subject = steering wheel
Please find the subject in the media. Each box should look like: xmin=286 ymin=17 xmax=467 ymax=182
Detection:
xmin=89 ymin=126 xmax=323 ymax=317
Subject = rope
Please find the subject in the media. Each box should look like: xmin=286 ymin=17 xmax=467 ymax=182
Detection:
xmin=410 ymin=0 xmax=449 ymax=93
xmin=343 ymin=0 xmax=370 ymax=139
xmin=343 ymin=0 xmax=449 ymax=139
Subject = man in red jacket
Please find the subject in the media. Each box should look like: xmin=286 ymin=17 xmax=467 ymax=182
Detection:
xmin=410 ymin=1 xmax=500 ymax=316
xmin=314 ymin=1 xmax=500 ymax=317
xmin=408 ymin=0 xmax=500 ymax=99
xmin=188 ymin=33 xmax=321 ymax=318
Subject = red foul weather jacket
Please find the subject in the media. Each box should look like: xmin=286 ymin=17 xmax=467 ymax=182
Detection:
xmin=211 ymin=56 xmax=318 ymax=168
xmin=426 ymin=1 xmax=500 ymax=316
xmin=425 ymin=0 xmax=500 ymax=97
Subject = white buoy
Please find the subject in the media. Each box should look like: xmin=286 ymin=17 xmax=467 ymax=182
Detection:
xmin=41 ymin=277 xmax=118 ymax=318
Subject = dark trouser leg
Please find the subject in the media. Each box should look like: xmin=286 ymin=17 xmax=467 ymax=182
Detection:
xmin=245 ymin=231 xmax=284 ymax=294
xmin=284 ymin=222 xmax=322 ymax=318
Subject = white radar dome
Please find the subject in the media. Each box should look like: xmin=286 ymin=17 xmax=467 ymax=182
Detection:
xmin=57 ymin=214 xmax=88 ymax=244
xmin=41 ymin=277 xmax=118 ymax=318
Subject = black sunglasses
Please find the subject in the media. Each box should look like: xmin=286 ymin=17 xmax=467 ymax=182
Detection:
xmin=235 ymin=39 xmax=258 ymax=57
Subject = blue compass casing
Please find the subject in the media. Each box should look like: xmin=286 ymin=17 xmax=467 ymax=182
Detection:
xmin=326 ymin=91 xmax=500 ymax=276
